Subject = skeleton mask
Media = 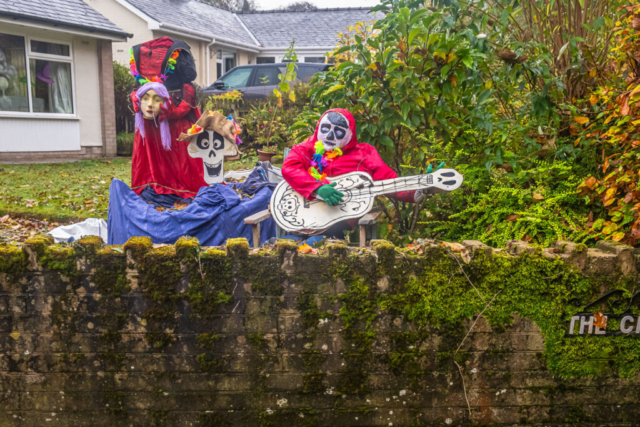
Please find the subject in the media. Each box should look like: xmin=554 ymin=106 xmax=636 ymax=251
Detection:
xmin=317 ymin=112 xmax=352 ymax=151
xmin=188 ymin=130 xmax=238 ymax=184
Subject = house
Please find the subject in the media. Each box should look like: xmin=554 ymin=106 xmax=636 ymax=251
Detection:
xmin=0 ymin=0 xmax=131 ymax=162
xmin=238 ymin=8 xmax=373 ymax=65
xmin=84 ymin=0 xmax=375 ymax=87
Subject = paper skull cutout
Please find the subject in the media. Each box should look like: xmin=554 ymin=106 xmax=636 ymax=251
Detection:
xmin=317 ymin=112 xmax=352 ymax=151
xmin=178 ymin=110 xmax=241 ymax=185
xmin=188 ymin=130 xmax=238 ymax=184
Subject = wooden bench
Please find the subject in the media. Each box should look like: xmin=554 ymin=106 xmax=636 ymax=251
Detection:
xmin=244 ymin=208 xmax=383 ymax=248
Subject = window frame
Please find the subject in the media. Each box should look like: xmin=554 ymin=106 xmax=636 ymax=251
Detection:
xmin=0 ymin=29 xmax=77 ymax=119
xmin=303 ymin=56 xmax=326 ymax=64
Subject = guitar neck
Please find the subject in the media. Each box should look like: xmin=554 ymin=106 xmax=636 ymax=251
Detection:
xmin=352 ymin=175 xmax=432 ymax=198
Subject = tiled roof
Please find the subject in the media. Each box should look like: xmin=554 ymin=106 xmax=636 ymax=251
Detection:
xmin=0 ymin=0 xmax=129 ymax=38
xmin=238 ymin=8 xmax=375 ymax=48
xmin=124 ymin=0 xmax=259 ymax=46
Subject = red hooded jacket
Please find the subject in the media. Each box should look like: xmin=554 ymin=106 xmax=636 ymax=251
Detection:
xmin=282 ymin=108 xmax=415 ymax=203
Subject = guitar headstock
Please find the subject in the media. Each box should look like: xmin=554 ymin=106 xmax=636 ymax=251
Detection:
xmin=425 ymin=168 xmax=463 ymax=192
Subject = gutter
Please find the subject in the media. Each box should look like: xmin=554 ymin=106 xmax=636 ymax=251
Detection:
xmin=0 ymin=11 xmax=132 ymax=40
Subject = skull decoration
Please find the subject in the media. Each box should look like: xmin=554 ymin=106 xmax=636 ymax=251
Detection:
xmin=178 ymin=111 xmax=241 ymax=185
xmin=317 ymin=112 xmax=352 ymax=151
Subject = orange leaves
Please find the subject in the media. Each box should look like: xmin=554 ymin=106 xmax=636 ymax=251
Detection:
xmin=298 ymin=243 xmax=318 ymax=254
xmin=594 ymin=313 xmax=608 ymax=330
xmin=574 ymin=117 xmax=590 ymax=124
xmin=589 ymin=94 xmax=599 ymax=105
xmin=618 ymin=93 xmax=631 ymax=116
xmin=583 ymin=177 xmax=597 ymax=189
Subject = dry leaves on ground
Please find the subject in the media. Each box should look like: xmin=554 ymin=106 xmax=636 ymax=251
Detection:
xmin=0 ymin=214 xmax=64 ymax=245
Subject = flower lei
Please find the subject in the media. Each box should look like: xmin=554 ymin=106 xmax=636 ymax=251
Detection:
xmin=188 ymin=125 xmax=203 ymax=134
xmin=308 ymin=141 xmax=342 ymax=185
xmin=129 ymin=48 xmax=180 ymax=85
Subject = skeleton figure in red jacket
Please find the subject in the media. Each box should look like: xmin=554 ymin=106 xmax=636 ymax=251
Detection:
xmin=282 ymin=108 xmax=425 ymax=209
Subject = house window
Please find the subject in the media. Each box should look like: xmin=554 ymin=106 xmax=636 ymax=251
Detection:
xmin=0 ymin=32 xmax=74 ymax=115
xmin=0 ymin=33 xmax=29 ymax=112
xmin=257 ymin=57 xmax=275 ymax=64
xmin=304 ymin=57 xmax=325 ymax=63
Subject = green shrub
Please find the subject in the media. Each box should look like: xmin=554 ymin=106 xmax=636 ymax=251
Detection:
xmin=116 ymin=133 xmax=134 ymax=156
xmin=422 ymin=162 xmax=593 ymax=247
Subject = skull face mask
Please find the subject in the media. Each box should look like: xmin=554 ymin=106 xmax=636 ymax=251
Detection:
xmin=317 ymin=112 xmax=352 ymax=151
xmin=188 ymin=130 xmax=238 ymax=185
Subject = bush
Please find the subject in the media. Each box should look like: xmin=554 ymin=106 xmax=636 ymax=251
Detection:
xmin=575 ymin=1 xmax=640 ymax=245
xmin=283 ymin=0 xmax=620 ymax=243
xmin=113 ymin=61 xmax=136 ymax=134
xmin=422 ymin=162 xmax=593 ymax=247
xmin=116 ymin=133 xmax=135 ymax=156
xmin=239 ymin=83 xmax=313 ymax=151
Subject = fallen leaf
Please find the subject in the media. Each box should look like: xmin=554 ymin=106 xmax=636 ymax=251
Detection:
xmin=574 ymin=117 xmax=590 ymax=124
xmin=533 ymin=192 xmax=544 ymax=201
xmin=506 ymin=214 xmax=519 ymax=221
xmin=9 ymin=331 xmax=19 ymax=340
xmin=593 ymin=312 xmax=607 ymax=330
xmin=298 ymin=243 xmax=318 ymax=254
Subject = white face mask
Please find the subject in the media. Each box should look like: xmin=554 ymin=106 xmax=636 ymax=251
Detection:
xmin=317 ymin=112 xmax=352 ymax=151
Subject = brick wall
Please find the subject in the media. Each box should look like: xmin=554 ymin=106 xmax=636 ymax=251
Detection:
xmin=98 ymin=39 xmax=117 ymax=157
xmin=0 ymin=236 xmax=639 ymax=426
xmin=0 ymin=146 xmax=105 ymax=163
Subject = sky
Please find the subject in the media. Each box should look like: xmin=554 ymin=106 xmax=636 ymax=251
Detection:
xmin=256 ymin=0 xmax=379 ymax=10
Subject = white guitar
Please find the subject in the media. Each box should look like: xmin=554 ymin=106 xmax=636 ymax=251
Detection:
xmin=270 ymin=168 xmax=463 ymax=234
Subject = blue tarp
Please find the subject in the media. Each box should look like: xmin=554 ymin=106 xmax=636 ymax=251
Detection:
xmin=107 ymin=178 xmax=276 ymax=246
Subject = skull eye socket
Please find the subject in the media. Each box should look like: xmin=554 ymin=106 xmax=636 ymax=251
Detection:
xmin=213 ymin=138 xmax=224 ymax=150
xmin=320 ymin=124 xmax=331 ymax=134
xmin=196 ymin=134 xmax=210 ymax=150
xmin=334 ymin=126 xmax=347 ymax=140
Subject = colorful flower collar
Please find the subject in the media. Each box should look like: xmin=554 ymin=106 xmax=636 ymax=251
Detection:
xmin=308 ymin=141 xmax=343 ymax=184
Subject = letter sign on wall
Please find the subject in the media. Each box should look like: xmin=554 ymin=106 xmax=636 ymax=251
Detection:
xmin=565 ymin=290 xmax=640 ymax=337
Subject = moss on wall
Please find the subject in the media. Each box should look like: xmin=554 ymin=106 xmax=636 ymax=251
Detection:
xmin=2 ymin=235 xmax=640 ymax=425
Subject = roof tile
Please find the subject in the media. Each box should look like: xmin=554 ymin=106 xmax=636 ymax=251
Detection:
xmin=0 ymin=0 xmax=128 ymax=37
xmin=239 ymin=8 xmax=376 ymax=48
xmin=125 ymin=0 xmax=258 ymax=46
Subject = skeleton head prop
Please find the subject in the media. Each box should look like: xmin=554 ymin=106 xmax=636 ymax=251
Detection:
xmin=317 ymin=112 xmax=352 ymax=151
xmin=178 ymin=110 xmax=241 ymax=185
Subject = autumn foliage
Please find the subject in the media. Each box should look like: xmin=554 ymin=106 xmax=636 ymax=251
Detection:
xmin=577 ymin=1 xmax=640 ymax=245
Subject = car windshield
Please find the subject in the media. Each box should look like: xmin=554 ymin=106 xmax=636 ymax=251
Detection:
xmin=220 ymin=68 xmax=252 ymax=88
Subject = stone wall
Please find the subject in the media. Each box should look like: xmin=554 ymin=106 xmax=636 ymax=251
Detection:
xmin=0 ymin=235 xmax=639 ymax=426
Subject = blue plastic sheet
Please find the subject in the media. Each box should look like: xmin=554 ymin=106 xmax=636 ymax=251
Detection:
xmin=107 ymin=178 xmax=275 ymax=246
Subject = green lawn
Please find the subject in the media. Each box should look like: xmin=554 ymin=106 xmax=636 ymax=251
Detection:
xmin=0 ymin=154 xmax=264 ymax=222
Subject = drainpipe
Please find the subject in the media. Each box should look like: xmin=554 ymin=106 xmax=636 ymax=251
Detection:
xmin=206 ymin=38 xmax=216 ymax=86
